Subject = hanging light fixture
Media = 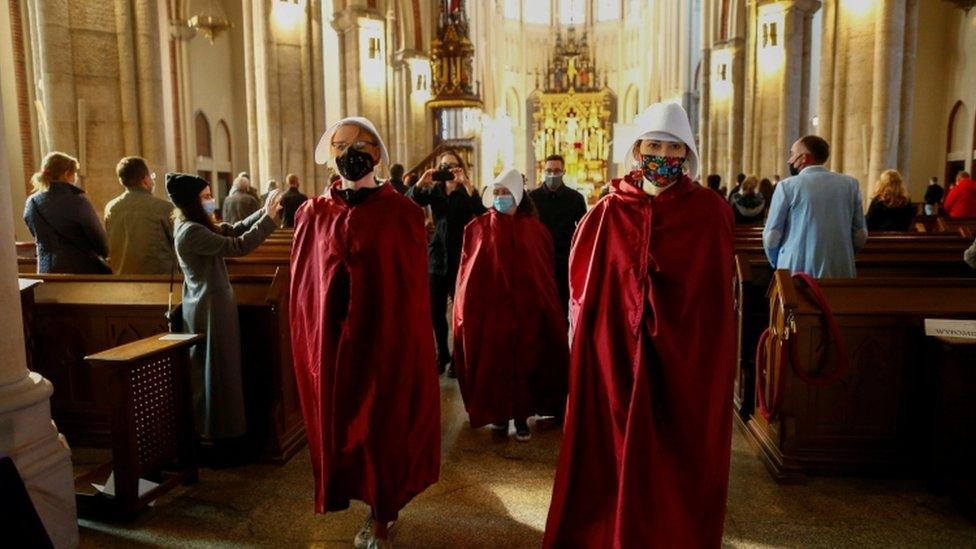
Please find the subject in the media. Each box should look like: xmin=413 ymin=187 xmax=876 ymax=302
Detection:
xmin=187 ymin=0 xmax=233 ymax=44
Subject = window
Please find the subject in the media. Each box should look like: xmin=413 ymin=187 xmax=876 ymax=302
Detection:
xmin=524 ymin=1 xmax=551 ymax=24
xmin=504 ymin=0 xmax=519 ymax=19
xmin=559 ymin=0 xmax=585 ymax=25
xmin=597 ymin=0 xmax=620 ymax=21
xmin=195 ymin=112 xmax=211 ymax=158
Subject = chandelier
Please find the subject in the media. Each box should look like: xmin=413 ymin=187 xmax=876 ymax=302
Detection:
xmin=187 ymin=0 xmax=232 ymax=44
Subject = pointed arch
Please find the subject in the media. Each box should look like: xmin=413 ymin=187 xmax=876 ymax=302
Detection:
xmin=622 ymin=84 xmax=639 ymax=123
xmin=215 ymin=119 xmax=232 ymax=162
xmin=505 ymin=87 xmax=521 ymax=125
xmin=948 ymin=100 xmax=968 ymax=157
xmin=194 ymin=111 xmax=212 ymax=158
xmin=946 ymin=100 xmax=968 ymax=185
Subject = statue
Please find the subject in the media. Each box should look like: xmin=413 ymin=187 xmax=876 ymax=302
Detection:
xmin=567 ymin=57 xmax=579 ymax=91
xmin=565 ymin=114 xmax=580 ymax=146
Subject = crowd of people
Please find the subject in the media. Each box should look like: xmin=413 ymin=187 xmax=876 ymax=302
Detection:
xmin=18 ymin=99 xmax=976 ymax=548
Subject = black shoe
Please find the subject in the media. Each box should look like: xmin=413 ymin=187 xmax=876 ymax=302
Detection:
xmin=447 ymin=365 xmax=457 ymax=378
xmin=514 ymin=419 xmax=531 ymax=442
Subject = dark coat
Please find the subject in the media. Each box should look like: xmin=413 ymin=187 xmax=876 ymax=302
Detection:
xmin=529 ymin=184 xmax=588 ymax=312
xmin=866 ymin=199 xmax=914 ymax=232
xmin=24 ymin=181 xmax=109 ymax=274
xmin=924 ymin=183 xmax=945 ymax=206
xmin=409 ymin=183 xmax=486 ymax=279
xmin=528 ymin=184 xmax=588 ymax=261
xmin=279 ymin=187 xmax=309 ymax=228
xmin=389 ymin=178 xmax=408 ymax=194
xmin=730 ymin=192 xmax=767 ymax=225
xmin=222 ymin=189 xmax=261 ymax=224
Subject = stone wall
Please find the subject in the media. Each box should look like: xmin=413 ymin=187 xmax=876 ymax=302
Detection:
xmin=19 ymin=0 xmax=168 ymax=220
xmin=699 ymin=0 xmax=976 ymax=202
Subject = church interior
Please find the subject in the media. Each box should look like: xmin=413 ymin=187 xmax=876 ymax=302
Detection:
xmin=2 ymin=0 xmax=976 ymax=547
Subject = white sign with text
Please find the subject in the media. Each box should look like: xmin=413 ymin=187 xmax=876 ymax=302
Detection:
xmin=924 ymin=319 xmax=976 ymax=340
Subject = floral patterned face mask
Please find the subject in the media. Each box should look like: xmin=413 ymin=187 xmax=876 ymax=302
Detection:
xmin=640 ymin=155 xmax=686 ymax=188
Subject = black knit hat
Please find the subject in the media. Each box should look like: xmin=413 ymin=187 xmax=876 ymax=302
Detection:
xmin=166 ymin=172 xmax=208 ymax=207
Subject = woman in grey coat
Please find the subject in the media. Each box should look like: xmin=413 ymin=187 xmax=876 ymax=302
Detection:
xmin=166 ymin=173 xmax=282 ymax=451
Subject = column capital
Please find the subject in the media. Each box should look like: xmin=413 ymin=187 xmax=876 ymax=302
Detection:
xmin=394 ymin=48 xmax=428 ymax=64
xmin=331 ymin=6 xmax=385 ymax=33
xmin=750 ymin=0 xmax=821 ymax=12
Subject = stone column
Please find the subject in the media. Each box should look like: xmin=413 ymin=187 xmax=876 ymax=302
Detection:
xmin=26 ymin=0 xmax=77 ymax=154
xmin=729 ymin=38 xmax=746 ymax=178
xmin=332 ymin=5 xmax=392 ymax=141
xmin=742 ymin=0 xmax=820 ymax=179
xmin=779 ymin=0 xmax=819 ymax=175
xmin=114 ymin=0 xmax=142 ymax=153
xmin=818 ymin=0 xmax=918 ymax=195
xmin=0 ymin=86 xmax=77 ymax=548
xmin=868 ymin=0 xmax=907 ymax=187
xmin=742 ymin=0 xmax=759 ymax=175
xmin=132 ymin=0 xmax=167 ymax=176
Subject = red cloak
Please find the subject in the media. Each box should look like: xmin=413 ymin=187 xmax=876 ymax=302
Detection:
xmin=289 ymin=183 xmax=440 ymax=522
xmin=543 ymin=175 xmax=736 ymax=548
xmin=452 ymin=210 xmax=569 ymax=427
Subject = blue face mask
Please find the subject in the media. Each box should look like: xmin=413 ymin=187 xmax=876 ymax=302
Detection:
xmin=493 ymin=195 xmax=516 ymax=213
xmin=202 ymin=199 xmax=217 ymax=216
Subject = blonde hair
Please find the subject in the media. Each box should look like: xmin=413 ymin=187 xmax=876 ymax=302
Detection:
xmin=32 ymin=152 xmax=79 ymax=193
xmin=873 ymin=169 xmax=909 ymax=207
xmin=741 ymin=175 xmax=760 ymax=196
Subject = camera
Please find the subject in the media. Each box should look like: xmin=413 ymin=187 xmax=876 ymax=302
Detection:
xmin=432 ymin=169 xmax=455 ymax=183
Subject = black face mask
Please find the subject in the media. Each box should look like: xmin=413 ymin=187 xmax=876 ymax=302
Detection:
xmin=788 ymin=154 xmax=802 ymax=177
xmin=335 ymin=147 xmax=377 ymax=182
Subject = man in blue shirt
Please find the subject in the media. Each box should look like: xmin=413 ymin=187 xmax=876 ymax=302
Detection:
xmin=763 ymin=135 xmax=868 ymax=278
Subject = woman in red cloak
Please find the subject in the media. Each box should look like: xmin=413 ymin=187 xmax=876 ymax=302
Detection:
xmin=290 ymin=117 xmax=439 ymax=549
xmin=452 ymin=169 xmax=569 ymax=442
xmin=543 ymin=102 xmax=736 ymax=548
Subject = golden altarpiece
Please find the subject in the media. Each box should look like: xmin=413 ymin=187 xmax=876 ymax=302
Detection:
xmin=530 ymin=28 xmax=615 ymax=200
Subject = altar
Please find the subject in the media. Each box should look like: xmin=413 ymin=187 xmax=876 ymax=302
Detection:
xmin=530 ymin=28 xmax=615 ymax=202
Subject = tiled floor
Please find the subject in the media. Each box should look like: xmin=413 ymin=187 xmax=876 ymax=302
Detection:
xmin=77 ymin=378 xmax=976 ymax=548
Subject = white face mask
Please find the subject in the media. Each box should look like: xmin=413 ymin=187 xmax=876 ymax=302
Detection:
xmin=202 ymin=199 xmax=217 ymax=216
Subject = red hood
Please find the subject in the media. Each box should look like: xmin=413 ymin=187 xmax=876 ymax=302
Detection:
xmin=954 ymin=178 xmax=976 ymax=191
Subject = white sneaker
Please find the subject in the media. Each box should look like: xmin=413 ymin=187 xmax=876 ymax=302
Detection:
xmin=366 ymin=537 xmax=393 ymax=549
xmin=355 ymin=513 xmax=397 ymax=549
xmin=354 ymin=512 xmax=374 ymax=549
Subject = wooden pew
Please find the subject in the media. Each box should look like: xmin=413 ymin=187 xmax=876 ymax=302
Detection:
xmin=22 ymin=271 xmax=304 ymax=465
xmin=936 ymin=217 xmax=976 ymax=238
xmin=19 ymin=255 xmax=291 ymax=277
xmin=733 ymin=237 xmax=974 ymax=424
xmin=747 ymin=271 xmax=976 ymax=482
xmin=927 ymin=336 xmax=976 ymax=521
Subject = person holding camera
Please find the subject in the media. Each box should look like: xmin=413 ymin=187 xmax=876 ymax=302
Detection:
xmin=410 ymin=150 xmax=486 ymax=376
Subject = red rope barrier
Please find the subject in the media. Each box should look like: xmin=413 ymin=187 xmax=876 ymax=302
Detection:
xmin=754 ymin=273 xmax=850 ymax=420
